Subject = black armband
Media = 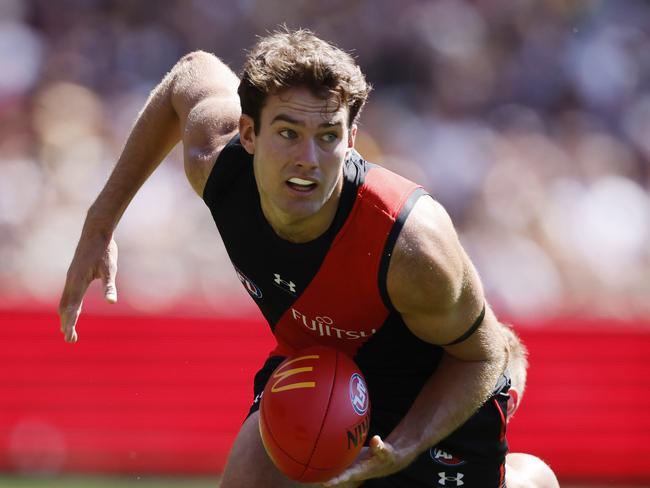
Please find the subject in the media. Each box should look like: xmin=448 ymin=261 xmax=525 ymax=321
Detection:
xmin=441 ymin=304 xmax=486 ymax=346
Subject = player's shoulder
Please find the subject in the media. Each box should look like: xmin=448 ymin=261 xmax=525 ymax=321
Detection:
xmin=173 ymin=50 xmax=241 ymax=196
xmin=181 ymin=84 xmax=240 ymax=196
xmin=185 ymin=124 xmax=240 ymax=198
xmin=172 ymin=50 xmax=240 ymax=110
xmin=387 ymin=196 xmax=467 ymax=315
xmin=200 ymin=132 xmax=253 ymax=202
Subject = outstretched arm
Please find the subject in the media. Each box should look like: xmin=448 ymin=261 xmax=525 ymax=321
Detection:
xmin=327 ymin=196 xmax=508 ymax=484
xmin=59 ymin=51 xmax=240 ymax=342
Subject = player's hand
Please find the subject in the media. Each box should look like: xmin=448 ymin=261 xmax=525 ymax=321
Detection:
xmin=323 ymin=435 xmax=409 ymax=487
xmin=59 ymin=234 xmax=118 ymax=343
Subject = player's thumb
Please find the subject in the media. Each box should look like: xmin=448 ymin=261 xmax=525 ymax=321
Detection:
xmin=370 ymin=436 xmax=386 ymax=457
xmin=104 ymin=276 xmax=118 ymax=303
xmin=103 ymin=238 xmax=118 ymax=303
xmin=102 ymin=263 xmax=117 ymax=303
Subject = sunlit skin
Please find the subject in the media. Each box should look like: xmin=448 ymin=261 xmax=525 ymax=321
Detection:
xmin=56 ymin=46 xmax=523 ymax=488
xmin=239 ymin=87 xmax=357 ymax=243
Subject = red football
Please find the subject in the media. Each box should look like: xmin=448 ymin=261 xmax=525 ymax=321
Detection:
xmin=259 ymin=346 xmax=371 ymax=482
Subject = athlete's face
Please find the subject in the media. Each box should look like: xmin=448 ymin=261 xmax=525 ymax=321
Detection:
xmin=239 ymin=87 xmax=356 ymax=241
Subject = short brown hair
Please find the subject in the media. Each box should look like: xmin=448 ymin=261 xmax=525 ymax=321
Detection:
xmin=238 ymin=27 xmax=371 ymax=133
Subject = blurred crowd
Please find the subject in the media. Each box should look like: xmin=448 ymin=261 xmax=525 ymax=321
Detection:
xmin=1 ymin=0 xmax=649 ymax=320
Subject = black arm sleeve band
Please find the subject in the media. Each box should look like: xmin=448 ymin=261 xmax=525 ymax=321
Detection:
xmin=441 ymin=304 xmax=486 ymax=346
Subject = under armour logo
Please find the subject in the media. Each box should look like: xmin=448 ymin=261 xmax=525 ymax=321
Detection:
xmin=253 ymin=391 xmax=264 ymax=405
xmin=438 ymin=472 xmax=464 ymax=486
xmin=273 ymin=273 xmax=297 ymax=294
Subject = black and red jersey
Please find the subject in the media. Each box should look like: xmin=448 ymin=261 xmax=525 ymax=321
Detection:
xmin=203 ymin=135 xmax=444 ymax=408
xmin=203 ymin=135 xmax=509 ymax=485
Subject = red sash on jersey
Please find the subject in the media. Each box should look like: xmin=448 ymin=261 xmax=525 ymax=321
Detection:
xmin=271 ymin=166 xmax=422 ymax=358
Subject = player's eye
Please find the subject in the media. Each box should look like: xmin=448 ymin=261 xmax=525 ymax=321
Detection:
xmin=279 ymin=129 xmax=298 ymax=139
xmin=320 ymin=132 xmax=338 ymax=143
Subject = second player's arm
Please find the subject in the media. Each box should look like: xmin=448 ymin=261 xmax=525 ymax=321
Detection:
xmin=59 ymin=51 xmax=240 ymax=342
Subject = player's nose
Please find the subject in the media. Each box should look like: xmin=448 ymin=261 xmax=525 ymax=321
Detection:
xmin=294 ymin=139 xmax=318 ymax=169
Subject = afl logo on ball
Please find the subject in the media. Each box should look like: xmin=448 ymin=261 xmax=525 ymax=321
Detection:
xmin=349 ymin=373 xmax=369 ymax=416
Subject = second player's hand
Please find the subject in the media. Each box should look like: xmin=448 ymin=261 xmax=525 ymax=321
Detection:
xmin=58 ymin=234 xmax=118 ymax=343
xmin=324 ymin=436 xmax=409 ymax=487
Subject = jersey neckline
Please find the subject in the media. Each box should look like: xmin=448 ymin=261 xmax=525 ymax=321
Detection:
xmin=253 ymin=151 xmax=363 ymax=255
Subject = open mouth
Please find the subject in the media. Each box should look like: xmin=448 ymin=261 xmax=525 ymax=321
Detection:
xmin=286 ymin=177 xmax=317 ymax=192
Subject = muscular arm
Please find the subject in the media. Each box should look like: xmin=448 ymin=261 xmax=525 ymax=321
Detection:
xmin=384 ymin=196 xmax=507 ymax=462
xmin=172 ymin=51 xmax=240 ymax=196
xmin=326 ymin=196 xmax=507 ymax=486
xmin=89 ymin=50 xmax=239 ymax=231
xmin=59 ymin=51 xmax=240 ymax=342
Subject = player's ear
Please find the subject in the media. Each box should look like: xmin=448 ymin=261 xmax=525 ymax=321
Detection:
xmin=347 ymin=124 xmax=357 ymax=150
xmin=506 ymin=388 xmax=519 ymax=421
xmin=239 ymin=114 xmax=256 ymax=155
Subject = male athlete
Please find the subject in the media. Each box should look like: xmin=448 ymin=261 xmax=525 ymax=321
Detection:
xmin=60 ymin=28 xmax=515 ymax=487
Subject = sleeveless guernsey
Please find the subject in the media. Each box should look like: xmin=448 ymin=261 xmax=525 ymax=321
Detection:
xmin=203 ymin=134 xmax=443 ymax=383
xmin=202 ymin=135 xmax=509 ymax=487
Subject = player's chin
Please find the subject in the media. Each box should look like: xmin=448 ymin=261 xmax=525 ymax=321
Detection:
xmin=280 ymin=197 xmax=325 ymax=218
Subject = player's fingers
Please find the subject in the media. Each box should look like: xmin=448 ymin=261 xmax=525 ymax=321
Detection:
xmin=324 ymin=466 xmax=356 ymax=485
xmin=103 ymin=275 xmax=117 ymax=303
xmin=58 ymin=275 xmax=91 ymax=343
xmin=324 ymin=457 xmax=372 ymax=486
xmin=102 ymin=239 xmax=118 ymax=303
xmin=323 ymin=474 xmax=351 ymax=486
xmin=59 ymin=302 xmax=81 ymax=343
xmin=369 ymin=435 xmax=387 ymax=459
xmin=324 ymin=481 xmax=362 ymax=488
xmin=326 ymin=437 xmax=390 ymax=485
